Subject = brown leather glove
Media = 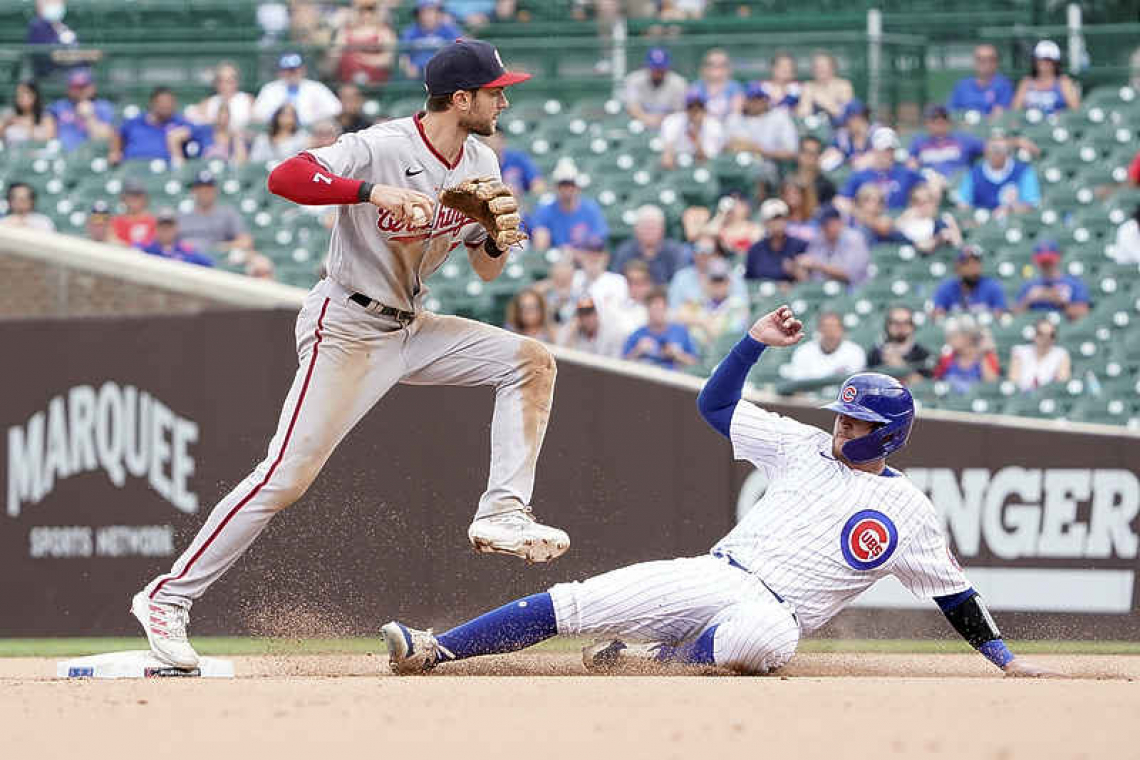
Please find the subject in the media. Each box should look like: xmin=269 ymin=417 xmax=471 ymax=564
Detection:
xmin=439 ymin=176 xmax=528 ymax=250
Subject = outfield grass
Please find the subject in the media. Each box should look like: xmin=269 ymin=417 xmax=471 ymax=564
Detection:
xmin=3 ymin=637 xmax=1140 ymax=658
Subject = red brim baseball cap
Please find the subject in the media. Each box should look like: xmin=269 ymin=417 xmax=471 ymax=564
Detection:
xmin=483 ymin=71 xmax=532 ymax=88
xmin=425 ymin=39 xmax=532 ymax=95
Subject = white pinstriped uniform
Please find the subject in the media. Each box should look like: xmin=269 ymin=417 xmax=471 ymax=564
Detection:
xmin=549 ymin=399 xmax=970 ymax=673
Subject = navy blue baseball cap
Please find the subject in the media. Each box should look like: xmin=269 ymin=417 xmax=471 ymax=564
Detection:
xmin=745 ymin=80 xmax=771 ymax=100
xmin=278 ymin=53 xmax=303 ymax=70
xmin=840 ymin=98 xmax=869 ymax=124
xmin=819 ymin=204 xmax=842 ymax=222
xmin=645 ymin=47 xmax=671 ymax=70
xmin=425 ymin=39 xmax=531 ymax=96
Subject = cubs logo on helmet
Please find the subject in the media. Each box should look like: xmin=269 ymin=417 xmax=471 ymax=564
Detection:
xmin=839 ymin=509 xmax=898 ymax=570
xmin=841 ymin=384 xmax=858 ymax=403
xmin=821 ymin=373 xmax=915 ymax=464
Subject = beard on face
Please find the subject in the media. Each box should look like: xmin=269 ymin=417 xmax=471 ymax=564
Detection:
xmin=458 ymin=110 xmax=496 ymax=137
xmin=961 ymin=273 xmax=981 ymax=287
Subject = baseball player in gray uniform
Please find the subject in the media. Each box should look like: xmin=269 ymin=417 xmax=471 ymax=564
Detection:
xmin=131 ymin=40 xmax=569 ymax=669
xmin=381 ymin=306 xmax=1058 ymax=678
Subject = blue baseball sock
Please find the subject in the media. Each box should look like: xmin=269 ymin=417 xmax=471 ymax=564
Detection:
xmin=435 ymin=593 xmax=558 ymax=661
xmin=653 ymin=625 xmax=718 ymax=666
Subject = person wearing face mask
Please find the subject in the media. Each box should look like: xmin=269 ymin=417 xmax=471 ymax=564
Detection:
xmin=867 ymin=306 xmax=934 ymax=384
xmin=1014 ymin=240 xmax=1090 ymax=322
xmin=26 ymin=0 xmax=100 ymax=80
xmin=932 ymin=246 xmax=1008 ymax=319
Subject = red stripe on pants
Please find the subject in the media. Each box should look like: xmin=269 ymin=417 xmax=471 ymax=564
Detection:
xmin=149 ymin=297 xmax=332 ymax=600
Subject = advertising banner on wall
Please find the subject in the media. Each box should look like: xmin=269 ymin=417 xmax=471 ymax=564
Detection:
xmin=2 ymin=312 xmax=1137 ymax=639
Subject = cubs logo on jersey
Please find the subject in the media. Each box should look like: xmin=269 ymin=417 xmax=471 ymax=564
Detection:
xmin=839 ymin=509 xmax=898 ymax=571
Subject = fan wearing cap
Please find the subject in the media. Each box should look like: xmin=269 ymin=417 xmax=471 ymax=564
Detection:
xmin=1012 ymin=40 xmax=1080 ymax=115
xmin=796 ymin=204 xmax=870 ymax=287
xmin=252 ymin=53 xmax=342 ymax=127
xmin=530 ymin=162 xmax=608 ymax=252
xmin=137 ymin=208 xmax=214 ymax=268
xmin=48 ymin=69 xmax=114 ymax=152
xmin=907 ymin=105 xmax=984 ymax=179
xmin=85 ymin=199 xmax=115 ymax=243
xmin=954 ymin=131 xmax=1040 ymax=214
xmin=947 ymin=44 xmax=1014 ymax=117
xmin=745 ymin=198 xmax=808 ymax=283
xmin=555 ymin=296 xmax=624 ymax=359
xmin=399 ymin=0 xmax=464 ymax=79
xmin=673 ymin=256 xmax=748 ymax=352
xmin=932 ymin=245 xmax=1008 ymax=319
xmin=835 ymin=127 xmax=924 ymax=213
xmin=622 ymin=47 xmax=688 ymax=130
xmin=179 ymin=171 xmax=253 ymax=255
xmin=724 ymin=81 xmax=798 ymax=173
xmin=570 ymin=235 xmax=629 ymax=313
xmin=660 ymin=89 xmax=725 ymax=170
xmin=127 ymin=39 xmax=569 ymax=669
xmin=1014 ymin=241 xmax=1090 ymax=321
xmin=820 ymin=98 xmax=879 ymax=172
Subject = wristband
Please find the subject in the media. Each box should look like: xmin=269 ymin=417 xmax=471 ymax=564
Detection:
xmin=358 ymin=181 xmax=374 ymax=204
xmin=483 ymin=237 xmax=505 ymax=258
xmin=979 ymin=639 xmax=1014 ymax=668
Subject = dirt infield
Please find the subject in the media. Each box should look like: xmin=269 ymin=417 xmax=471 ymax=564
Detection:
xmin=5 ymin=653 xmax=1138 ymax=759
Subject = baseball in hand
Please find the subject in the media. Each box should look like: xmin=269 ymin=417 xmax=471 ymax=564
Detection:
xmin=410 ymin=207 xmax=428 ymax=227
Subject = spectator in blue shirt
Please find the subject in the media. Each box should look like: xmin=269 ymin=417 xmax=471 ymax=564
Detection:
xmin=947 ymin=44 xmax=1014 ymax=116
xmin=692 ymin=48 xmax=745 ymax=122
xmin=1011 ymin=40 xmax=1081 ymax=116
xmin=110 ymin=87 xmax=192 ymax=164
xmin=908 ymin=104 xmax=984 ymax=179
xmin=529 ymin=161 xmax=607 ymax=252
xmin=932 ymin=245 xmax=1009 ymax=318
xmin=48 ymin=69 xmax=115 ymax=152
xmin=138 ymin=209 xmax=214 ymax=268
xmin=745 ymin=198 xmax=808 ymax=282
xmin=400 ymin=0 xmax=464 ymax=79
xmin=955 ymin=133 xmax=1040 ymax=214
xmin=482 ymin=131 xmax=544 ymax=196
xmin=836 ymin=128 xmax=924 ymax=213
xmin=820 ymin=98 xmax=878 ymax=172
xmin=622 ymin=287 xmax=698 ymax=370
xmin=1015 ymin=240 xmax=1090 ymax=321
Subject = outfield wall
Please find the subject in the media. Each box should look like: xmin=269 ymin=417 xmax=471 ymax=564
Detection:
xmin=2 ymin=308 xmax=1138 ymax=639
xmin=2 ymin=227 xmax=1138 ymax=640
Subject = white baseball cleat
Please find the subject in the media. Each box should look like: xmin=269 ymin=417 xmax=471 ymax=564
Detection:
xmin=582 ymin=639 xmax=667 ymax=674
xmin=130 ymin=591 xmax=200 ymax=669
xmin=468 ymin=508 xmax=570 ymax=563
xmin=381 ymin=621 xmax=452 ymax=675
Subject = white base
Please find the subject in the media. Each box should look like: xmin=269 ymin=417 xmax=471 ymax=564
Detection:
xmin=56 ymin=650 xmax=235 ymax=679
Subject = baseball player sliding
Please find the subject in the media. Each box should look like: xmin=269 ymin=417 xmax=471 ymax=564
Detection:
xmin=382 ymin=306 xmax=1058 ymax=678
xmin=131 ymin=40 xmax=569 ymax=669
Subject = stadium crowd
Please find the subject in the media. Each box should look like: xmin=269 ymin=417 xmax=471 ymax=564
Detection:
xmin=2 ymin=0 xmax=1140 ymax=403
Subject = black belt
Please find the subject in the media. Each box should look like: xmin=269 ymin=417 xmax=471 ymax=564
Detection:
xmin=713 ymin=551 xmax=791 ymax=610
xmin=349 ymin=293 xmax=415 ymax=324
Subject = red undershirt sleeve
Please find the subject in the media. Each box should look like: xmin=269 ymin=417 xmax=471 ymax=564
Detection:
xmin=266 ymin=152 xmax=372 ymax=206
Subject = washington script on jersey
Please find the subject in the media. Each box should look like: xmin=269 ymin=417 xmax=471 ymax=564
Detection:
xmin=6 ymin=383 xmax=200 ymax=518
xmin=378 ymin=205 xmax=474 ymax=243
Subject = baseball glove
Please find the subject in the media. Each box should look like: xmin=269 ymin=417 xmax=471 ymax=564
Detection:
xmin=439 ymin=176 xmax=527 ymax=250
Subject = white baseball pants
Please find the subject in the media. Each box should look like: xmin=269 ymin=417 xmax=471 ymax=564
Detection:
xmin=550 ymin=554 xmax=800 ymax=674
xmin=146 ymin=278 xmax=556 ymax=607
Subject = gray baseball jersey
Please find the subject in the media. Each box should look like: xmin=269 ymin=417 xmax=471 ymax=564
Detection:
xmin=308 ymin=114 xmax=499 ymax=311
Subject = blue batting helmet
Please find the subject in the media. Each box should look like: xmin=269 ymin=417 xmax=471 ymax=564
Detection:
xmin=822 ymin=373 xmax=915 ymax=464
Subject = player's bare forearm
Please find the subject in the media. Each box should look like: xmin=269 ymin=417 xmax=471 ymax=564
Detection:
xmin=468 ymin=239 xmax=509 ymax=281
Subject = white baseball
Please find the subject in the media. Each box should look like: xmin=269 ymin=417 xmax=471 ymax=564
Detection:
xmin=411 ymin=207 xmax=428 ymax=227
